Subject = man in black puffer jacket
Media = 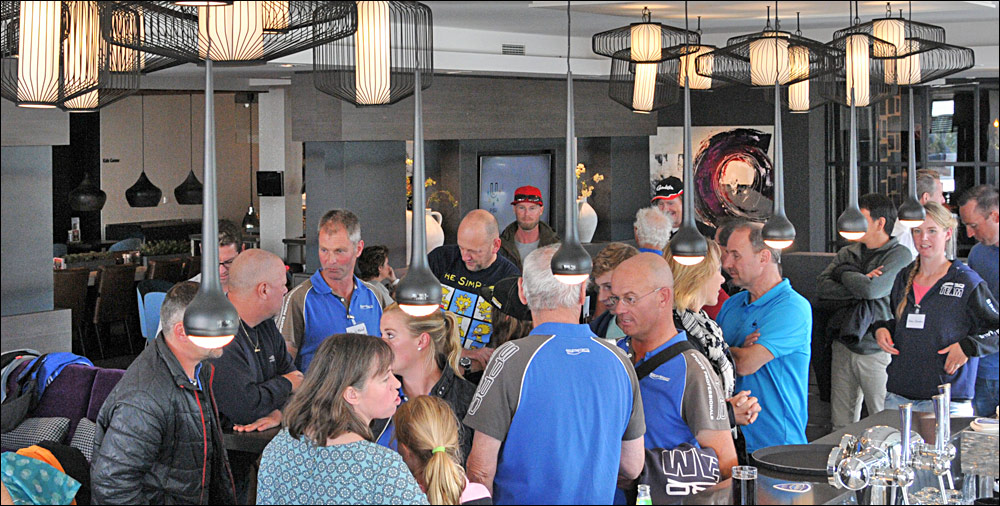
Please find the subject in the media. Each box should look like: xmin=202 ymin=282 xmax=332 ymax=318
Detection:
xmin=92 ymin=282 xmax=236 ymax=505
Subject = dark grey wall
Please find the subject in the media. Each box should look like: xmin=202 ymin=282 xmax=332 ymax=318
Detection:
xmin=2 ymin=146 xmax=54 ymax=316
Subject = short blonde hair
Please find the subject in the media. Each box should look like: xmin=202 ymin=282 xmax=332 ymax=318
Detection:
xmin=664 ymin=240 xmax=722 ymax=312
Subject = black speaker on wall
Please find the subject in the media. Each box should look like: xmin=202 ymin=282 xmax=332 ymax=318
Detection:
xmin=257 ymin=171 xmax=284 ymax=197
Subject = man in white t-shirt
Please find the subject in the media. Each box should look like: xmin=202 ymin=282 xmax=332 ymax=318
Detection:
xmin=891 ymin=168 xmax=946 ymax=259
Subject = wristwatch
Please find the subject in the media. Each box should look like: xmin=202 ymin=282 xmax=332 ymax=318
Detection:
xmin=459 ymin=356 xmax=473 ymax=375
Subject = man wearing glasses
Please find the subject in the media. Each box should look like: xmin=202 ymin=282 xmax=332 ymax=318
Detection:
xmin=499 ymin=186 xmax=560 ymax=271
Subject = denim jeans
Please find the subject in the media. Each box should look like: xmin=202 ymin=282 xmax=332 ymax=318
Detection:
xmin=974 ymin=377 xmax=1000 ymax=417
xmin=884 ymin=392 xmax=974 ymax=416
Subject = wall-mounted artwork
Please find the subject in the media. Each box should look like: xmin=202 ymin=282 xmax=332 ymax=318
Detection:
xmin=650 ymin=126 xmax=775 ymax=227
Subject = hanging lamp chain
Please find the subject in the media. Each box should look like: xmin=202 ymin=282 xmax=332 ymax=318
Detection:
xmin=765 ymin=5 xmax=771 ymax=31
xmin=141 ymin=95 xmax=145 ymax=173
xmin=885 ymin=2 xmax=892 ymax=19
xmin=696 ymin=15 xmax=702 ymax=36
xmin=854 ymin=1 xmax=861 ymax=26
xmin=774 ymin=1 xmax=780 ymax=32
xmin=641 ymin=6 xmax=651 ymax=23
xmin=795 ymin=12 xmax=802 ymax=36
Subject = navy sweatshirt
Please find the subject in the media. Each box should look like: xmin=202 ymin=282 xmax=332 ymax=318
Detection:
xmin=875 ymin=260 xmax=999 ymax=401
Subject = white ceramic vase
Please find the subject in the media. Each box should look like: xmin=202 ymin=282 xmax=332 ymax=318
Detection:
xmin=577 ymin=197 xmax=598 ymax=243
xmin=406 ymin=208 xmax=445 ymax=263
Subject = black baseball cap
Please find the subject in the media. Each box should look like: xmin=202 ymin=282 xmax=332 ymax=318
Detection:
xmin=652 ymin=176 xmax=684 ymax=203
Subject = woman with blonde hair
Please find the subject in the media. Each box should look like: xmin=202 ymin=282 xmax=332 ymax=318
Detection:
xmin=376 ymin=304 xmax=477 ymax=461
xmin=395 ymin=396 xmax=492 ymax=505
xmin=665 ymin=240 xmax=761 ymax=432
xmin=876 ymin=202 xmax=998 ymax=414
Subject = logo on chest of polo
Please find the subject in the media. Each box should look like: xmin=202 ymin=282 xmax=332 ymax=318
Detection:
xmin=648 ymin=373 xmax=671 ymax=382
xmin=939 ymin=282 xmax=965 ymax=298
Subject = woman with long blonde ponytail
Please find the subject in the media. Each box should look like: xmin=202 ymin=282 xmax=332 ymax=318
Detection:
xmin=395 ymin=396 xmax=492 ymax=505
xmin=373 ymin=304 xmax=478 ymax=461
xmin=875 ymin=202 xmax=999 ymax=415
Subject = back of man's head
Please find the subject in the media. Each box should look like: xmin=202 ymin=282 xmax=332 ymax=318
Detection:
xmin=160 ymin=281 xmax=200 ymax=339
xmin=218 ymin=219 xmax=241 ymax=249
xmin=357 ymin=245 xmax=390 ymax=281
xmin=228 ymin=249 xmax=284 ymax=294
xmin=634 ymin=207 xmax=673 ymax=250
xmin=858 ymin=193 xmax=897 ymax=235
xmin=916 ymin=169 xmax=941 ymax=202
xmin=521 ymin=244 xmax=584 ymax=312
xmin=958 ymin=185 xmax=999 ymax=216
xmin=591 ymin=243 xmax=639 ymax=281
xmin=318 ymin=209 xmax=361 ymax=243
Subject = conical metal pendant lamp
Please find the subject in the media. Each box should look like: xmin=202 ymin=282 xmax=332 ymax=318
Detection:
xmin=761 ymin=82 xmax=796 ymax=249
xmin=126 ymin=96 xmax=163 ymax=208
xmin=69 ymin=171 xmax=107 ymax=212
xmin=551 ymin=1 xmax=592 ymax=284
xmin=175 ymin=94 xmax=203 ymax=205
xmin=837 ymin=87 xmax=867 ymax=241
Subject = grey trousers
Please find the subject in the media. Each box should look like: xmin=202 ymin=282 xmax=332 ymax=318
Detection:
xmin=830 ymin=340 xmax=891 ymax=431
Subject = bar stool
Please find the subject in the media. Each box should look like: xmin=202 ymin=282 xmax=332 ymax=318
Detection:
xmin=146 ymin=258 xmax=185 ymax=283
xmin=93 ymin=264 xmax=138 ymax=357
xmin=53 ymin=268 xmax=92 ymax=358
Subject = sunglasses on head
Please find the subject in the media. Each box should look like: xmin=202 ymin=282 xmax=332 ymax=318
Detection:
xmin=514 ymin=194 xmax=543 ymax=204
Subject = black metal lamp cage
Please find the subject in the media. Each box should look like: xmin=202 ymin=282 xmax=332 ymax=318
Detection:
xmin=695 ymin=31 xmax=835 ymax=89
xmin=313 ymin=1 xmax=432 ymax=107
xmin=101 ymin=1 xmax=356 ymax=65
xmin=608 ymin=49 xmax=681 ymax=113
xmin=818 ymin=32 xmax=897 ymax=108
xmin=592 ymin=8 xmax=699 ymax=63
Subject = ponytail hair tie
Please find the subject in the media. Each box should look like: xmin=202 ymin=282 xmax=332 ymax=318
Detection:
xmin=431 ymin=446 xmax=446 ymax=454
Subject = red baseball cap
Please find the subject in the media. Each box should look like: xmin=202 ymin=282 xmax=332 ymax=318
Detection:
xmin=511 ymin=186 xmax=544 ymax=206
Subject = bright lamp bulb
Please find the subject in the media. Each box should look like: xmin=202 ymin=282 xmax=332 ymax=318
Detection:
xmin=554 ymin=273 xmax=590 ymax=285
xmin=764 ymin=239 xmax=794 ymax=250
xmin=897 ymin=219 xmax=923 ymax=229
xmin=188 ymin=334 xmax=235 ymax=349
xmin=839 ymin=230 xmax=866 ymax=241
xmin=672 ymin=255 xmax=705 ymax=266
xmin=399 ymin=303 xmax=440 ymax=317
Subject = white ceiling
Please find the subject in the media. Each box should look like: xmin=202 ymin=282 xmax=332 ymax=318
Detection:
xmin=141 ymin=1 xmax=1000 ymax=90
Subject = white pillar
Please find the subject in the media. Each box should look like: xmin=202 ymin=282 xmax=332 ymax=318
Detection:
xmin=258 ymin=87 xmax=303 ymax=261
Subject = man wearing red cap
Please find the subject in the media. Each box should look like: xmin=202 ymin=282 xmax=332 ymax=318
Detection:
xmin=499 ymin=185 xmax=560 ymax=271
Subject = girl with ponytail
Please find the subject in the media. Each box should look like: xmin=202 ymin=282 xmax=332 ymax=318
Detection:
xmin=875 ymin=202 xmax=999 ymax=415
xmin=374 ymin=304 xmax=477 ymax=461
xmin=395 ymin=396 xmax=492 ymax=505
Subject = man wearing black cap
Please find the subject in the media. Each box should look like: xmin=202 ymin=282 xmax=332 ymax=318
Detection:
xmin=499 ymin=185 xmax=560 ymax=271
xmin=652 ymin=176 xmax=716 ymax=239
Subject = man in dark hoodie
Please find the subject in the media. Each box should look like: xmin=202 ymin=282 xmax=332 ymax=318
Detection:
xmin=499 ymin=185 xmax=560 ymax=271
xmin=816 ymin=194 xmax=912 ymax=430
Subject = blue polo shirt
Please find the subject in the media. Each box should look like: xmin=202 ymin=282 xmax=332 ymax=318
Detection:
xmin=969 ymin=243 xmax=999 ymax=381
xmin=717 ymin=278 xmax=811 ymax=453
xmin=279 ymin=271 xmax=382 ymax=373
xmin=464 ymin=322 xmax=645 ymax=505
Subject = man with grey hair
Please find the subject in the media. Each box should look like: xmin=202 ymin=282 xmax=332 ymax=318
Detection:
xmin=716 ymin=221 xmax=811 ymax=453
xmin=279 ymin=209 xmax=383 ymax=373
xmin=891 ymin=168 xmax=947 ymax=259
xmin=92 ymin=282 xmax=236 ymax=504
xmin=634 ymin=206 xmax=673 ymax=255
xmin=464 ymin=244 xmax=645 ymax=505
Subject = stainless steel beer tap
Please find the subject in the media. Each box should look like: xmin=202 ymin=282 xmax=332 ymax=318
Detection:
xmin=909 ymin=384 xmax=960 ymax=504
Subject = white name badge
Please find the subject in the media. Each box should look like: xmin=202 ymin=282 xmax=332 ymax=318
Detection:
xmin=906 ymin=313 xmax=926 ymax=329
xmin=346 ymin=322 xmax=368 ymax=334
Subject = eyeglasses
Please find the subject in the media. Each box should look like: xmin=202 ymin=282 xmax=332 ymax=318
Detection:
xmin=606 ymin=287 xmax=665 ymax=308
xmin=219 ymin=259 xmax=235 ymax=269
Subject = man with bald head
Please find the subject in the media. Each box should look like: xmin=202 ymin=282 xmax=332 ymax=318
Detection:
xmin=612 ymin=253 xmax=737 ymax=484
xmin=429 ymin=210 xmax=520 ymax=371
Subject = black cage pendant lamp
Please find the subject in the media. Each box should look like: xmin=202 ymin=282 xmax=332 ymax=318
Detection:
xmin=668 ymin=2 xmax=708 ymax=266
xmin=820 ymin=2 xmax=898 ymax=108
xmin=241 ymin=98 xmax=260 ymax=235
xmin=396 ymin=68 xmax=442 ymax=317
xmin=183 ymin=7 xmax=238 ymax=349
xmin=176 ymin=94 xmax=204 ymax=205
xmin=313 ymin=1 xmax=432 ymax=107
xmin=126 ymin=96 xmax=163 ymax=208
xmin=551 ymin=1 xmax=592 ymax=284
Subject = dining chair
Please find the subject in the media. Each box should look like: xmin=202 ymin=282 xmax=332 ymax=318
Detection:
xmin=146 ymin=258 xmax=185 ymax=283
xmin=92 ymin=264 xmax=138 ymax=357
xmin=53 ymin=268 xmax=92 ymax=358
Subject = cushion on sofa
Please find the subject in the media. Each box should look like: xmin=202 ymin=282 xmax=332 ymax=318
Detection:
xmin=86 ymin=368 xmax=126 ymax=421
xmin=0 ymin=417 xmax=70 ymax=452
xmin=32 ymin=364 xmax=97 ymax=441
xmin=69 ymin=418 xmax=97 ymax=462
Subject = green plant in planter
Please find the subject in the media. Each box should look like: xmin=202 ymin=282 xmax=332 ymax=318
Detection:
xmin=141 ymin=240 xmax=188 ymax=256
xmin=64 ymin=251 xmax=116 ymax=264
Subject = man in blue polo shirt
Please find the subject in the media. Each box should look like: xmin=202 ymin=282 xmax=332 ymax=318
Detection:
xmin=612 ymin=253 xmax=737 ymax=483
xmin=717 ymin=222 xmax=812 ymax=453
xmin=278 ymin=209 xmax=382 ymax=373
xmin=464 ymin=244 xmax=645 ymax=505
xmin=959 ymin=185 xmax=1000 ymax=416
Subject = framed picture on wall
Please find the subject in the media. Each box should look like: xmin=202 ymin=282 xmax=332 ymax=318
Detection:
xmin=478 ymin=152 xmax=553 ymax=230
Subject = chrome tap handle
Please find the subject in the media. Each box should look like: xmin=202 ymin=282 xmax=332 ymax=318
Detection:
xmin=899 ymin=403 xmax=914 ymax=465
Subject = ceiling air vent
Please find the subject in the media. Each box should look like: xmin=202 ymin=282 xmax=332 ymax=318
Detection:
xmin=502 ymin=44 xmax=525 ymax=56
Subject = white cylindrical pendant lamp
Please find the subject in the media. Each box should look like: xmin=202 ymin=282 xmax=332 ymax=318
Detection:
xmin=845 ymin=34 xmax=870 ymax=107
xmin=355 ymin=1 xmax=391 ymax=105
xmin=630 ymin=23 xmax=661 ymax=62
xmin=679 ymin=45 xmax=712 ymax=90
xmin=872 ymin=18 xmax=904 ymax=84
xmin=62 ymin=1 xmax=101 ymax=111
xmin=749 ymin=33 xmax=789 ymax=86
xmin=788 ymin=45 xmax=810 ymax=111
xmin=16 ymin=0 xmax=61 ymax=108
xmin=198 ymin=2 xmax=264 ymax=61
xmin=632 ymin=63 xmax=657 ymax=112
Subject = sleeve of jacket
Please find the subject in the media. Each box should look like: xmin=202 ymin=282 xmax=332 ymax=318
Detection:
xmin=212 ymin=347 xmax=292 ymax=425
xmin=841 ymin=246 xmax=914 ymax=300
xmin=959 ymin=282 xmax=1000 ymax=358
xmin=91 ymin=399 xmax=165 ymax=505
xmin=872 ymin=265 xmax=911 ymax=336
xmin=815 ymin=247 xmax=855 ymax=300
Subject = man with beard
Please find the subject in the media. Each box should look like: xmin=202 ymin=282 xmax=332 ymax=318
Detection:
xmin=499 ymin=186 xmax=560 ymax=271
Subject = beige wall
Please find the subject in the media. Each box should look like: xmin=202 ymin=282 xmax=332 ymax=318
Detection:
xmin=100 ymin=93 xmax=258 ymax=230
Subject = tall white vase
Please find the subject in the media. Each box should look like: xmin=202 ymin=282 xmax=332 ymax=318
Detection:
xmin=577 ymin=197 xmax=598 ymax=243
xmin=406 ymin=208 xmax=445 ymax=264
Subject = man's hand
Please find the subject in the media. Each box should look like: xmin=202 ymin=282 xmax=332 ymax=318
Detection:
xmin=937 ymin=343 xmax=968 ymax=375
xmin=282 ymin=370 xmax=305 ymax=391
xmin=743 ymin=331 xmax=760 ymax=347
xmin=866 ymin=265 xmax=885 ymax=279
xmin=234 ymin=410 xmax=281 ymax=432
xmin=462 ymin=347 xmax=495 ymax=373
xmin=875 ymin=328 xmax=899 ymax=355
xmin=728 ymin=390 xmax=761 ymax=426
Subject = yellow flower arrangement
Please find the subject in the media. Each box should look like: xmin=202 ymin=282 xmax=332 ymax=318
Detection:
xmin=575 ymin=163 xmax=605 ymax=199
xmin=406 ymin=175 xmax=458 ymax=210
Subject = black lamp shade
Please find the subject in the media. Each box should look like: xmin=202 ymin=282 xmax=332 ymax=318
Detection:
xmin=669 ymin=225 xmax=708 ymax=263
xmin=126 ymin=171 xmax=162 ymax=207
xmin=551 ymin=240 xmax=593 ymax=282
xmin=174 ymin=170 xmax=203 ymax=205
xmin=395 ymin=264 xmax=442 ymax=314
xmin=183 ymin=288 xmax=239 ymax=347
xmin=897 ymin=197 xmax=926 ymax=227
xmin=69 ymin=172 xmax=107 ymax=212
xmin=837 ymin=206 xmax=868 ymax=240
xmin=762 ymin=213 xmax=796 ymax=248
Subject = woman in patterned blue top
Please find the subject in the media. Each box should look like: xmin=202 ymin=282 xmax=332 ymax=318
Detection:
xmin=256 ymin=333 xmax=428 ymax=505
